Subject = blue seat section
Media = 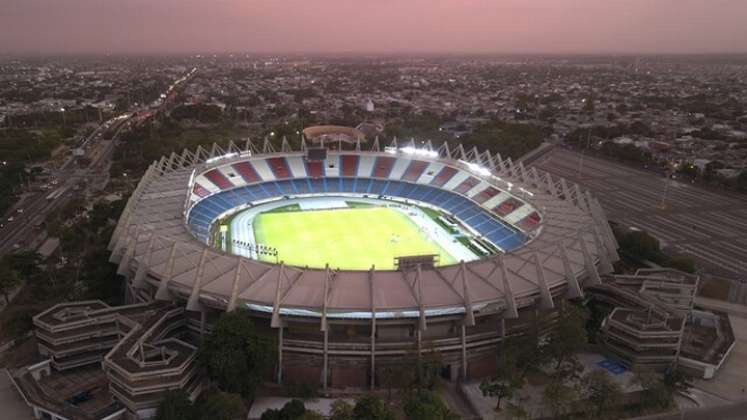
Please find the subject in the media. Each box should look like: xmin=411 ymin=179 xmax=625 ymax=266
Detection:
xmin=187 ymin=177 xmax=528 ymax=251
xmin=297 ymin=179 xmax=312 ymax=194
xmin=342 ymin=178 xmax=355 ymax=192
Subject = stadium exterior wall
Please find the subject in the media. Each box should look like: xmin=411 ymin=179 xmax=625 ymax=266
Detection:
xmin=105 ymin=137 xmax=618 ymax=391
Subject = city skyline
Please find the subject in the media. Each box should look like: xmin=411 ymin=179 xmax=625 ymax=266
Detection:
xmin=2 ymin=0 xmax=747 ymax=55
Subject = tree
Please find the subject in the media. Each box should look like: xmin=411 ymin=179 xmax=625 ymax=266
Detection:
xmin=415 ymin=346 xmax=443 ymax=390
xmin=155 ymin=390 xmax=196 ymax=420
xmin=633 ymin=367 xmax=673 ymax=410
xmin=6 ymin=251 xmax=42 ymax=277
xmin=260 ymin=409 xmax=282 ymax=420
xmin=198 ymin=391 xmax=246 ymax=420
xmin=480 ymin=337 xmax=524 ymax=411
xmin=329 ymin=400 xmax=354 ymax=420
xmin=459 ymin=120 xmax=545 ymax=160
xmin=380 ymin=364 xmax=416 ymax=400
xmin=581 ymin=371 xmax=623 ymax=419
xmin=663 ymin=368 xmax=690 ymax=395
xmin=403 ymin=390 xmax=458 ymax=420
xmin=666 ymin=255 xmax=697 ymax=274
xmin=515 ymin=310 xmax=555 ymax=379
xmin=352 ymin=395 xmax=396 ymax=420
xmin=546 ymin=304 xmax=587 ymax=372
xmin=617 ymin=229 xmax=664 ymax=263
xmin=504 ymin=402 xmax=530 ymax=419
xmin=0 ymin=261 xmax=20 ymax=304
xmin=299 ymin=412 xmax=324 ymax=420
xmin=737 ymin=170 xmax=747 ymax=192
xmin=280 ymin=399 xmax=307 ymax=419
xmin=4 ymin=308 xmax=35 ymax=338
xmin=480 ymin=373 xmax=520 ymax=412
xmin=543 ymin=381 xmax=578 ymax=420
xmin=199 ymin=310 xmax=275 ymax=398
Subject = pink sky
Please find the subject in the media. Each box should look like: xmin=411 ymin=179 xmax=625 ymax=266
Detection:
xmin=1 ymin=0 xmax=746 ymax=54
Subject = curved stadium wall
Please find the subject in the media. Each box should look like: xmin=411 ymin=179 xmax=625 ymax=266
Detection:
xmin=108 ymin=138 xmax=619 ymax=387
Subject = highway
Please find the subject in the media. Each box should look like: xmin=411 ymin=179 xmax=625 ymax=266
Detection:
xmin=529 ymin=148 xmax=747 ymax=280
xmin=0 ymin=68 xmax=197 ymax=257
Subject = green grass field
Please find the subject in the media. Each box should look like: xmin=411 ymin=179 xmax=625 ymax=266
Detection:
xmin=252 ymin=206 xmax=457 ymax=270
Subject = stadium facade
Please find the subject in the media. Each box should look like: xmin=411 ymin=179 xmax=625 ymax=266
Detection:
xmin=108 ymin=135 xmax=619 ymax=386
xmin=13 ymin=130 xmax=633 ymax=419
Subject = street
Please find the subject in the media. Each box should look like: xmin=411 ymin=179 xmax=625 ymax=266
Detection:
xmin=530 ymin=148 xmax=747 ymax=279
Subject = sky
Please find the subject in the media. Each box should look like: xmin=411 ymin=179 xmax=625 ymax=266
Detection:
xmin=1 ymin=0 xmax=746 ymax=55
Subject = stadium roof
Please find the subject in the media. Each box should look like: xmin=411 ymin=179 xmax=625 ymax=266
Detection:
xmin=109 ymin=137 xmax=618 ymax=326
xmin=303 ymin=125 xmax=366 ymax=143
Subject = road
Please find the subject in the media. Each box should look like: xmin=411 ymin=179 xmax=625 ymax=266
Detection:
xmin=0 ymin=68 xmax=197 ymax=258
xmin=639 ymin=401 xmax=747 ymax=419
xmin=0 ymin=371 xmax=32 ymax=420
xmin=529 ymin=148 xmax=747 ymax=279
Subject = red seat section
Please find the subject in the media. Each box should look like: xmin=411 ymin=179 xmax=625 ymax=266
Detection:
xmin=401 ymin=160 xmax=429 ymax=182
xmin=518 ymin=212 xmax=541 ymax=230
xmin=307 ymin=160 xmax=324 ymax=178
xmin=493 ymin=197 xmax=524 ymax=217
xmin=203 ymin=169 xmax=233 ymax=190
xmin=453 ymin=176 xmax=480 ymax=194
xmin=231 ymin=162 xmax=260 ymax=183
xmin=472 ymin=186 xmax=501 ymax=204
xmin=430 ymin=166 xmax=458 ymax=187
xmin=192 ymin=183 xmax=210 ymax=198
xmin=267 ymin=157 xmax=291 ymax=179
xmin=340 ymin=155 xmax=359 ymax=177
xmin=372 ymin=156 xmax=395 ymax=178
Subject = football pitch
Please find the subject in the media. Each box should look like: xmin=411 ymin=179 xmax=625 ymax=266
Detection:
xmin=251 ymin=206 xmax=457 ymax=270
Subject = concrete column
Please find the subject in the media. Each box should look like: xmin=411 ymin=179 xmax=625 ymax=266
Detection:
xmin=370 ymin=317 xmax=377 ymax=389
xmin=461 ymin=324 xmax=468 ymax=380
xmin=322 ymin=328 xmax=329 ymax=390
xmin=277 ymin=326 xmax=284 ymax=384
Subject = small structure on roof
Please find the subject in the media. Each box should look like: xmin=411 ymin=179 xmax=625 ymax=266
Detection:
xmin=302 ymin=125 xmax=366 ymax=144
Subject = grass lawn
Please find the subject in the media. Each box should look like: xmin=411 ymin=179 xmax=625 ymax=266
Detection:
xmin=251 ymin=206 xmax=457 ymax=270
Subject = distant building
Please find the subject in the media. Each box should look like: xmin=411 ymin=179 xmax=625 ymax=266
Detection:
xmin=612 ymin=136 xmax=634 ymax=145
xmin=693 ymin=159 xmax=712 ymax=173
xmin=36 ymin=237 xmax=60 ymax=260
xmin=363 ymin=99 xmax=374 ymax=112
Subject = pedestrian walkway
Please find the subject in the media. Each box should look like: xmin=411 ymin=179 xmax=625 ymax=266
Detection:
xmin=0 ymin=370 xmax=33 ymax=419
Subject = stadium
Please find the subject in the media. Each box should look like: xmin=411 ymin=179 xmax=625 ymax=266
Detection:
xmin=104 ymin=127 xmax=618 ymax=388
xmin=14 ymin=127 xmax=739 ymax=420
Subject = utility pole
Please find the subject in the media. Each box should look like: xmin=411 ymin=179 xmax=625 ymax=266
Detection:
xmin=659 ymin=171 xmax=671 ymax=210
xmin=577 ymin=127 xmax=591 ymax=178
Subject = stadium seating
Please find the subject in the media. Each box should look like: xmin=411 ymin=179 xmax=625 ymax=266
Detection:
xmin=267 ymin=157 xmax=292 ymax=179
xmin=429 ymin=166 xmax=458 ymax=187
xmin=340 ymin=155 xmax=359 ymax=177
xmin=306 ymin=160 xmax=324 ymax=178
xmin=187 ymin=172 xmax=530 ymax=251
xmin=231 ymin=162 xmax=261 ymax=183
xmin=372 ymin=156 xmax=395 ymax=178
xmin=401 ymin=160 xmax=429 ymax=182
xmin=453 ymin=176 xmax=480 ymax=194
xmin=203 ymin=169 xmax=234 ymax=190
xmin=493 ymin=197 xmax=523 ymax=217
xmin=472 ymin=186 xmax=501 ymax=204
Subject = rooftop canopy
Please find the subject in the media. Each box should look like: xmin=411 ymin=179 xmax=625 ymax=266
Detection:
xmin=303 ymin=125 xmax=366 ymax=143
